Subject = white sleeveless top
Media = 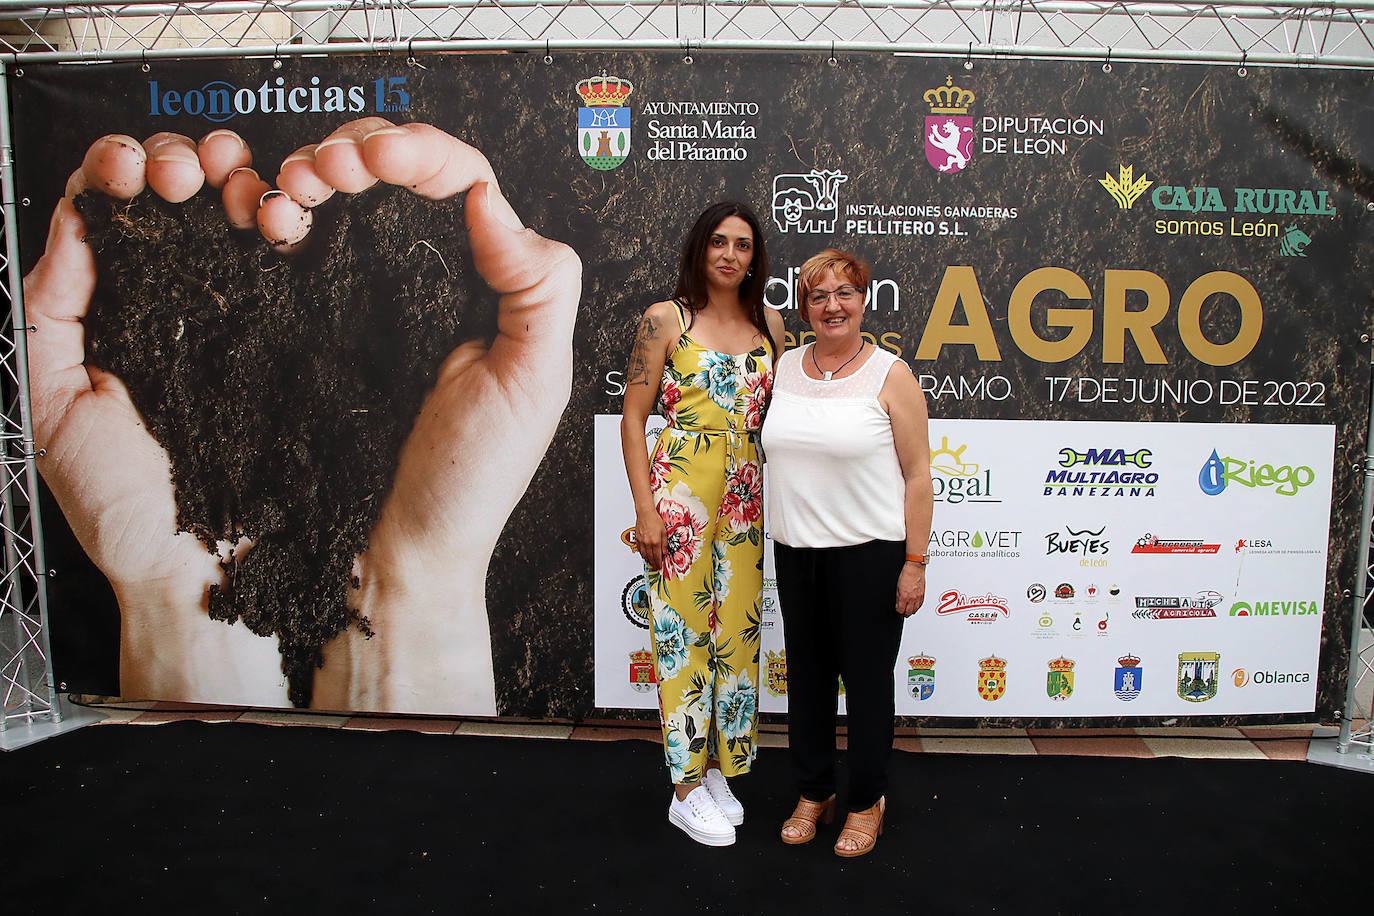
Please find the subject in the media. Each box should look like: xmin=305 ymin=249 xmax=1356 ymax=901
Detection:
xmin=762 ymin=344 xmax=906 ymax=548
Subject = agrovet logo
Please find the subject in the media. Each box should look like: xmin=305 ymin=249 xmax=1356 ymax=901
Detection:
xmin=576 ymin=71 xmax=633 ymax=171
xmin=148 ymin=75 xmax=409 ymax=121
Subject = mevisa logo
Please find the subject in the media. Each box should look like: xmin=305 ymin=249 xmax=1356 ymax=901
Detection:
xmin=1229 ymin=599 xmax=1318 ymax=617
xmin=148 ymin=75 xmax=409 ymax=122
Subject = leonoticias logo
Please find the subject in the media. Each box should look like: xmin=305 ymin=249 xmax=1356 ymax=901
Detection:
xmin=148 ymin=75 xmax=409 ymax=121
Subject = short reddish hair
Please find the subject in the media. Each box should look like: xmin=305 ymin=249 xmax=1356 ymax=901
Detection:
xmin=797 ymin=249 xmax=870 ymax=321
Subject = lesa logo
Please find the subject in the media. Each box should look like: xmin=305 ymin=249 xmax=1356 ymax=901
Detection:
xmin=148 ymin=75 xmax=406 ymax=122
xmin=576 ymin=71 xmax=633 ymax=171
xmin=1198 ymin=450 xmax=1316 ymax=497
xmin=771 ymin=170 xmax=848 ymax=234
xmin=930 ymin=437 xmax=1000 ymax=504
xmin=935 ymin=590 xmax=1009 ymax=624
xmin=923 ymin=77 xmax=975 ymax=173
xmin=1099 ymin=164 xmax=1152 ymax=209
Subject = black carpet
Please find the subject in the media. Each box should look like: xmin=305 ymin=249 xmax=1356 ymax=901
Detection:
xmin=5 ymin=721 xmax=1368 ymax=913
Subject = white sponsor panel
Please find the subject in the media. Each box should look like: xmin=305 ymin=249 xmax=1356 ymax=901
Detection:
xmin=598 ymin=414 xmax=1333 ymax=717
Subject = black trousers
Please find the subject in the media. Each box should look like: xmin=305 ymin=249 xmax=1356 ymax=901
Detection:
xmin=773 ymin=539 xmax=906 ymax=813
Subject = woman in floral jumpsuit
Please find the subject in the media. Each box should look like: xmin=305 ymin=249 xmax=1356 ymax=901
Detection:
xmin=620 ymin=201 xmax=783 ymax=847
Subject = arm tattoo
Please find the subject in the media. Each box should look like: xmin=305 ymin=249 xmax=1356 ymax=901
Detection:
xmin=625 ymin=314 xmax=660 ymax=387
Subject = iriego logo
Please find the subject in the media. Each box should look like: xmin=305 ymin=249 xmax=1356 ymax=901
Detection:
xmin=148 ymin=76 xmax=409 ymax=122
xmin=1198 ymin=449 xmax=1315 ymax=497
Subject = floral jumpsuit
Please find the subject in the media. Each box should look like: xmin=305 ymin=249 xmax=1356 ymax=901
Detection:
xmin=646 ymin=304 xmax=774 ymax=784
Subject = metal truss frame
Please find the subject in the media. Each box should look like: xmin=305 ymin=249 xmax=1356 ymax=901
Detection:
xmin=0 ymin=1 xmax=1370 ymax=746
xmin=0 ymin=1 xmax=1368 ymax=68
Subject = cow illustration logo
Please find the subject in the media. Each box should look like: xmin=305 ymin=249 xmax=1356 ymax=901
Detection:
xmin=923 ymin=77 xmax=975 ymax=173
xmin=977 ymin=655 xmax=1007 ymax=701
xmin=908 ymin=654 xmax=936 ymax=701
xmin=766 ymin=650 xmax=789 ymax=697
xmin=576 ymin=71 xmax=633 ymax=170
xmin=629 ymin=649 xmax=657 ymax=692
xmin=771 ymin=170 xmax=848 ymax=233
xmin=1114 ymin=654 xmax=1142 ymax=700
xmin=1177 ymin=651 xmax=1220 ymax=703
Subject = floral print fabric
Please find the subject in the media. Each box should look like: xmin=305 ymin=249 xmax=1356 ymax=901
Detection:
xmin=646 ymin=319 xmax=773 ymax=782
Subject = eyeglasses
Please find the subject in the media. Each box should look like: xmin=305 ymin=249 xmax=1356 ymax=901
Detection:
xmin=806 ymin=285 xmax=863 ymax=307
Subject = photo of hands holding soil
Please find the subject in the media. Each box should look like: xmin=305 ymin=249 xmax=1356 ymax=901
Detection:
xmin=23 ymin=118 xmax=581 ymax=712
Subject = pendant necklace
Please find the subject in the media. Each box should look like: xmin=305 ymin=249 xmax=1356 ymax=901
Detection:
xmin=812 ymin=339 xmax=866 ymax=381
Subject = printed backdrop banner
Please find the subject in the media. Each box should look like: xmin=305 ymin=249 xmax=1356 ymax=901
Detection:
xmin=9 ymin=54 xmax=1371 ymax=722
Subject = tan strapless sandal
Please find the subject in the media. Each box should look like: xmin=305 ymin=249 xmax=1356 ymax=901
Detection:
xmin=780 ymin=794 xmax=836 ymax=845
xmin=834 ymin=796 xmax=885 ymax=857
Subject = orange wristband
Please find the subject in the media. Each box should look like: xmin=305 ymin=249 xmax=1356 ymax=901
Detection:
xmin=905 ymin=553 xmax=928 ymax=566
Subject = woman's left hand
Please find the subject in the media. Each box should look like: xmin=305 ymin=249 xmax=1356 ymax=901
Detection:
xmin=896 ymin=562 xmax=926 ymax=617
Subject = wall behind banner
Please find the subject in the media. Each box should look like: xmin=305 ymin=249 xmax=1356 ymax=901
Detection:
xmin=10 ymin=52 xmax=1372 ymax=723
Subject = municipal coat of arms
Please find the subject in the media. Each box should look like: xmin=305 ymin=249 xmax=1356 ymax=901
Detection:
xmin=576 ymin=71 xmax=633 ymax=170
xmin=1114 ymin=654 xmax=1142 ymax=701
xmin=766 ymin=650 xmax=788 ymax=697
xmin=1046 ymin=657 xmax=1075 ymax=701
xmin=1177 ymin=651 xmax=1220 ymax=703
xmin=977 ymin=655 xmax=1007 ymax=701
xmin=908 ymin=654 xmax=936 ymax=701
xmin=629 ymin=649 xmax=657 ymax=692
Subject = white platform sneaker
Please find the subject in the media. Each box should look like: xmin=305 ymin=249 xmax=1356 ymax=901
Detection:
xmin=668 ymin=785 xmax=737 ymax=846
xmin=702 ymin=768 xmax=744 ymax=826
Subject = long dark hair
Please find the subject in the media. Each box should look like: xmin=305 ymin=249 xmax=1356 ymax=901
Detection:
xmin=671 ymin=201 xmax=778 ymax=354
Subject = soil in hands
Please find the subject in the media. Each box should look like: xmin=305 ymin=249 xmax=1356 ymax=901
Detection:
xmin=77 ymin=186 xmax=489 ymax=707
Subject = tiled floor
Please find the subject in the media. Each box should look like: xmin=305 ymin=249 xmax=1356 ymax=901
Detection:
xmin=73 ymin=697 xmax=1334 ymax=761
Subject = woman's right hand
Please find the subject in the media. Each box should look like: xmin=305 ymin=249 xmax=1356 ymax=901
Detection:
xmin=636 ymin=506 xmax=667 ymax=571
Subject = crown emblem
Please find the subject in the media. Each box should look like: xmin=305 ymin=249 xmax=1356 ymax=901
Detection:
xmin=909 ymin=654 xmax=936 ymax=671
xmin=1118 ymin=653 xmax=1141 ymax=668
xmin=978 ymin=655 xmax=1007 ymax=672
xmin=1048 ymin=656 xmax=1076 ymax=673
xmin=924 ymin=77 xmax=975 ymax=115
xmin=577 ymin=71 xmax=634 ymax=107
xmin=629 ymin=649 xmax=653 ymax=664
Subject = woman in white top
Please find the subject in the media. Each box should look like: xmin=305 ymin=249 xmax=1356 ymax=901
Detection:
xmin=761 ymin=248 xmax=933 ymax=857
